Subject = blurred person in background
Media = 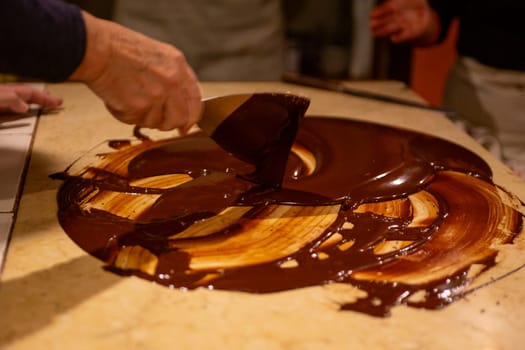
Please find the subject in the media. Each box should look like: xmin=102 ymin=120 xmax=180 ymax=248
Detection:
xmin=113 ymin=0 xmax=286 ymax=81
xmin=370 ymin=0 xmax=525 ymax=178
xmin=113 ymin=1 xmax=380 ymax=82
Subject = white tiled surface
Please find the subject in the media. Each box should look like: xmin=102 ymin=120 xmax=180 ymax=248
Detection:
xmin=0 ymin=113 xmax=37 ymax=136
xmin=0 ymin=83 xmax=41 ymax=275
xmin=0 ymin=124 xmax=35 ymax=275
xmin=0 ymin=123 xmax=35 ymax=275
xmin=0 ymin=134 xmax=33 ymax=212
xmin=0 ymin=213 xmax=13 ymax=275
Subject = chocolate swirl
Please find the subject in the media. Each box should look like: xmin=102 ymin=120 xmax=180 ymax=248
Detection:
xmin=53 ymin=116 xmax=523 ymax=317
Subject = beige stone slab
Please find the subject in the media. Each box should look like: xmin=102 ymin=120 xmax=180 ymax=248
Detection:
xmin=1 ymin=82 xmax=524 ymax=350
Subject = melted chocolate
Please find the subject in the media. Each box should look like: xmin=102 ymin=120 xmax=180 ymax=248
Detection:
xmin=54 ymin=115 xmax=523 ymax=317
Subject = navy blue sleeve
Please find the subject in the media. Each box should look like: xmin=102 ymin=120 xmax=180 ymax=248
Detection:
xmin=0 ymin=0 xmax=86 ymax=81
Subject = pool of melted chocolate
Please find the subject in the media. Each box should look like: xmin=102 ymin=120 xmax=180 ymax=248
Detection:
xmin=54 ymin=109 xmax=523 ymax=317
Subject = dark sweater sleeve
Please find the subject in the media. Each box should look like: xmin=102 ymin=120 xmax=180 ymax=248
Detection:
xmin=428 ymin=0 xmax=461 ymax=43
xmin=428 ymin=0 xmax=525 ymax=71
xmin=0 ymin=0 xmax=86 ymax=81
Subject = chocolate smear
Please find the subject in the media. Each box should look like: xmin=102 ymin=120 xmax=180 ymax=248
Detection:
xmin=54 ymin=113 xmax=523 ymax=317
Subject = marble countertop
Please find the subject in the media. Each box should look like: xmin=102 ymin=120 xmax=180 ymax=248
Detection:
xmin=1 ymin=81 xmax=524 ymax=349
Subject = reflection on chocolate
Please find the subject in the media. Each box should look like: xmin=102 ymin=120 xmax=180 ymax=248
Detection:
xmin=53 ymin=116 xmax=523 ymax=317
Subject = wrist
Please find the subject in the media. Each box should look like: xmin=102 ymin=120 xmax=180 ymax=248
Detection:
xmin=69 ymin=11 xmax=111 ymax=83
xmin=417 ymin=8 xmax=441 ymax=46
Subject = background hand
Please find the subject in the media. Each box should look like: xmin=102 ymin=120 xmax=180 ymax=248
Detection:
xmin=370 ymin=0 xmax=438 ymax=45
xmin=0 ymin=84 xmax=62 ymax=114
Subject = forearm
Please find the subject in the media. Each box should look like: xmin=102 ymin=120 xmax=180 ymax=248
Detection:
xmin=0 ymin=0 xmax=202 ymax=131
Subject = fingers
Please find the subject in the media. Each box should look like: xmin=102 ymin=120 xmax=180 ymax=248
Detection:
xmin=370 ymin=2 xmax=403 ymax=38
xmin=104 ymin=72 xmax=202 ymax=133
xmin=371 ymin=16 xmax=402 ymax=38
xmin=8 ymin=100 xmax=29 ymax=114
xmin=25 ymin=88 xmax=63 ymax=109
xmin=370 ymin=0 xmax=398 ymax=17
xmin=2 ymin=93 xmax=29 ymax=113
xmin=171 ymin=65 xmax=202 ymax=133
xmin=104 ymin=71 xmax=202 ymax=132
xmin=0 ymin=84 xmax=63 ymax=114
xmin=102 ymin=48 xmax=201 ymax=132
xmin=157 ymin=81 xmax=202 ymax=133
xmin=370 ymin=0 xmax=432 ymax=43
xmin=390 ymin=19 xmax=417 ymax=43
xmin=382 ymin=14 xmax=412 ymax=43
xmin=153 ymin=51 xmax=202 ymax=132
xmin=0 ymin=85 xmax=27 ymax=113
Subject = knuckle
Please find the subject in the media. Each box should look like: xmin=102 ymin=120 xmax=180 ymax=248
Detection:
xmin=164 ymin=51 xmax=190 ymax=84
xmin=164 ymin=72 xmax=180 ymax=88
xmin=171 ymin=48 xmax=187 ymax=64
xmin=148 ymin=86 xmax=164 ymax=101
xmin=130 ymin=99 xmax=150 ymax=115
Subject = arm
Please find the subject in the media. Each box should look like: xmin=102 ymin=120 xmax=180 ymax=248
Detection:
xmin=0 ymin=0 xmax=202 ymax=132
xmin=69 ymin=11 xmax=202 ymax=132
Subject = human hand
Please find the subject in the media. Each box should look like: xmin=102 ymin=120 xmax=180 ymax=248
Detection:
xmin=70 ymin=12 xmax=202 ymax=132
xmin=0 ymin=84 xmax=62 ymax=114
xmin=370 ymin=0 xmax=440 ymax=45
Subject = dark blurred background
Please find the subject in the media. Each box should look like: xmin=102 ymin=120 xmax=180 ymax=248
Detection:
xmin=65 ymin=0 xmax=458 ymax=106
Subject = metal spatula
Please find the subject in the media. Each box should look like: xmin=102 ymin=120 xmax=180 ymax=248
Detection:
xmin=199 ymin=93 xmax=310 ymax=188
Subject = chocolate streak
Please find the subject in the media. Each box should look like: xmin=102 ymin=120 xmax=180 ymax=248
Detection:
xmin=54 ymin=99 xmax=523 ymax=317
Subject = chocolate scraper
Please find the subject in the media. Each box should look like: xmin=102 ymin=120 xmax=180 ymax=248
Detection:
xmin=199 ymin=93 xmax=310 ymax=188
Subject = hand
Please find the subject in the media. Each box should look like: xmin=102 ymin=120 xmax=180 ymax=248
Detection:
xmin=0 ymin=84 xmax=62 ymax=114
xmin=370 ymin=0 xmax=439 ymax=45
xmin=70 ymin=12 xmax=202 ymax=132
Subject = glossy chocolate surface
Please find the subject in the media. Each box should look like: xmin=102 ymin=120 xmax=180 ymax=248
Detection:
xmin=54 ymin=101 xmax=523 ymax=317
